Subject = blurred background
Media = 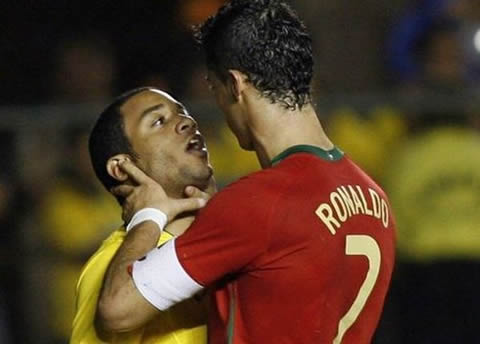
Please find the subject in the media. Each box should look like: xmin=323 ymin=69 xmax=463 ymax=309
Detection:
xmin=0 ymin=0 xmax=479 ymax=342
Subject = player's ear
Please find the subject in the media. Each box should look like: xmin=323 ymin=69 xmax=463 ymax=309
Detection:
xmin=106 ymin=154 xmax=131 ymax=182
xmin=228 ymin=69 xmax=248 ymax=102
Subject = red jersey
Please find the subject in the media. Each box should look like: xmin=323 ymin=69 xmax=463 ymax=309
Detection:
xmin=175 ymin=145 xmax=396 ymax=343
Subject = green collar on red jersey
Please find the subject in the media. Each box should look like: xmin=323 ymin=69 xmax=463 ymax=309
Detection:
xmin=271 ymin=144 xmax=344 ymax=166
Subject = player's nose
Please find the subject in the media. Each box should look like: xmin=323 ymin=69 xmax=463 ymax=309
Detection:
xmin=176 ymin=116 xmax=197 ymax=135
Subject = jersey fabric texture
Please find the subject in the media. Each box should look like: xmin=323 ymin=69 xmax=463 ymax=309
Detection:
xmin=175 ymin=145 xmax=396 ymax=344
xmin=70 ymin=228 xmax=207 ymax=344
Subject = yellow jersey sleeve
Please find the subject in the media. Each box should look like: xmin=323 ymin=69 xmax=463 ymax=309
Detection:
xmin=70 ymin=228 xmax=207 ymax=344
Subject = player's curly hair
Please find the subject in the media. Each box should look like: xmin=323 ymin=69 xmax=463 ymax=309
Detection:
xmin=88 ymin=87 xmax=148 ymax=193
xmin=194 ymin=0 xmax=313 ymax=110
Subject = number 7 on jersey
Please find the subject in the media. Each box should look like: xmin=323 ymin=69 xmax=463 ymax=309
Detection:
xmin=334 ymin=235 xmax=381 ymax=343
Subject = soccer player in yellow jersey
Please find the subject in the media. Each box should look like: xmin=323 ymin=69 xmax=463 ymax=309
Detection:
xmin=70 ymin=87 xmax=215 ymax=343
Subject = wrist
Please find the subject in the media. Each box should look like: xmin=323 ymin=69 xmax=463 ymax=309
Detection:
xmin=126 ymin=208 xmax=168 ymax=233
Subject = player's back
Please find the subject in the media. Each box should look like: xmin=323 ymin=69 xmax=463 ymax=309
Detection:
xmin=225 ymin=146 xmax=395 ymax=343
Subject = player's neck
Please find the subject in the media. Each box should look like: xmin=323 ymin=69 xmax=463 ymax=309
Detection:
xmin=164 ymin=215 xmax=195 ymax=236
xmin=248 ymin=102 xmax=334 ymax=168
xmin=162 ymin=179 xmax=216 ymax=236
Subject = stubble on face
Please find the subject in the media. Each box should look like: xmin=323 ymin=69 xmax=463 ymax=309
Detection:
xmin=121 ymin=90 xmax=213 ymax=198
xmin=142 ymin=149 xmax=212 ymax=198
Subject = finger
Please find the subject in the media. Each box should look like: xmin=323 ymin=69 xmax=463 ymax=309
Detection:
xmin=118 ymin=160 xmax=153 ymax=185
xmin=111 ymin=184 xmax=135 ymax=197
xmin=171 ymin=197 xmax=207 ymax=219
xmin=185 ymin=186 xmax=211 ymax=201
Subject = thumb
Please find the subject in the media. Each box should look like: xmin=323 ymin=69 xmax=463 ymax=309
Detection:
xmin=185 ymin=186 xmax=211 ymax=201
xmin=170 ymin=197 xmax=207 ymax=218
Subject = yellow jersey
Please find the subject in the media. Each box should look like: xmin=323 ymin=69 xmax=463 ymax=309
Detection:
xmin=70 ymin=228 xmax=207 ymax=344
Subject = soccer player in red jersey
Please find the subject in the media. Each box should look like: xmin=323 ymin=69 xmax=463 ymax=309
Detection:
xmin=97 ymin=1 xmax=396 ymax=343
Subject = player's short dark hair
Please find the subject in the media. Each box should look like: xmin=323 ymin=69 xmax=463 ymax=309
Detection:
xmin=194 ymin=0 xmax=313 ymax=110
xmin=89 ymin=87 xmax=152 ymax=192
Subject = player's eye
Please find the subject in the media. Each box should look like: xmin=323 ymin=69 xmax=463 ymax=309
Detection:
xmin=152 ymin=116 xmax=165 ymax=127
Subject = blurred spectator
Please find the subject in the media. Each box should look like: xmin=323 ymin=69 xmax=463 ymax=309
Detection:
xmin=326 ymin=105 xmax=408 ymax=181
xmin=387 ymin=0 xmax=454 ymax=83
xmin=50 ymin=34 xmax=117 ymax=103
xmin=292 ymin=0 xmax=401 ymax=93
xmin=397 ymin=16 xmax=467 ymax=95
xmin=387 ymin=125 xmax=479 ymax=260
xmin=34 ymin=125 xmax=120 ymax=343
xmin=387 ymin=0 xmax=480 ymax=88
xmin=18 ymin=43 xmax=120 ymax=344
xmin=19 ymin=128 xmax=62 ymax=208
xmin=383 ymin=121 xmax=480 ymax=342
xmin=381 ymin=3 xmax=480 ymax=341
xmin=418 ymin=18 xmax=465 ymax=91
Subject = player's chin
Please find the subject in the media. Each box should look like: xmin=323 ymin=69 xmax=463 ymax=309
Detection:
xmin=191 ymin=157 xmax=213 ymax=177
xmin=205 ymin=164 xmax=214 ymax=179
xmin=197 ymin=162 xmax=213 ymax=180
xmin=190 ymin=166 xmax=214 ymax=190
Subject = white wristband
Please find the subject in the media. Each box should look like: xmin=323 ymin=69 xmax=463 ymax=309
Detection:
xmin=126 ymin=208 xmax=168 ymax=233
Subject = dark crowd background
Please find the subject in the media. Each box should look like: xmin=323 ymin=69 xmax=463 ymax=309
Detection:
xmin=0 ymin=0 xmax=479 ymax=343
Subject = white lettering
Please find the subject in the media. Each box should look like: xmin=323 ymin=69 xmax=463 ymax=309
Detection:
xmin=357 ymin=185 xmax=373 ymax=216
xmin=348 ymin=185 xmax=365 ymax=214
xmin=338 ymin=186 xmax=355 ymax=216
xmin=381 ymin=199 xmax=389 ymax=228
xmin=316 ymin=185 xmax=391 ymax=234
xmin=331 ymin=192 xmax=348 ymax=222
xmin=315 ymin=203 xmax=340 ymax=235
xmin=368 ymin=188 xmax=381 ymax=219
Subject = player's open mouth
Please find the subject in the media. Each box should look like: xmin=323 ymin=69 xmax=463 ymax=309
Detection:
xmin=186 ymin=133 xmax=207 ymax=156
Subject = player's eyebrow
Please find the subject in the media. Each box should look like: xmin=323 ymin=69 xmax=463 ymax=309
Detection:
xmin=139 ymin=104 xmax=165 ymax=121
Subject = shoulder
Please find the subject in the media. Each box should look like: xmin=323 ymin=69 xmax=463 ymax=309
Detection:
xmin=77 ymin=229 xmax=173 ymax=288
xmin=76 ymin=228 xmax=126 ymax=291
xmin=215 ymin=165 xmax=294 ymax=201
xmin=188 ymin=167 xmax=296 ymax=240
xmin=200 ymin=168 xmax=292 ymax=221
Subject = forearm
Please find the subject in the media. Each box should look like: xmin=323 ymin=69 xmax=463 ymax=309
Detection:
xmin=96 ymin=221 xmax=160 ymax=332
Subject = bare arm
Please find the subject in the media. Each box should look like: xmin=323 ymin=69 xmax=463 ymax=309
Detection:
xmin=96 ymin=160 xmax=211 ymax=333
xmin=96 ymin=221 xmax=161 ymax=334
